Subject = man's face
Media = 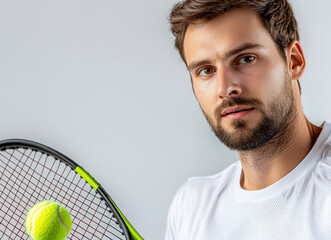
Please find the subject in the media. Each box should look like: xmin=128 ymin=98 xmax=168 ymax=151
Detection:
xmin=183 ymin=8 xmax=295 ymax=151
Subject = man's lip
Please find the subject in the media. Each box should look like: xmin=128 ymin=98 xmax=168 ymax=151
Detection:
xmin=222 ymin=107 xmax=255 ymax=116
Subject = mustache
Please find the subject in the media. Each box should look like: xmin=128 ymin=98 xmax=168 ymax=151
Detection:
xmin=214 ymin=97 xmax=262 ymax=121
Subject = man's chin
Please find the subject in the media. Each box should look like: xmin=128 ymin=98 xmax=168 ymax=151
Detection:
xmin=215 ymin=118 xmax=276 ymax=151
xmin=219 ymin=119 xmax=253 ymax=133
xmin=214 ymin=126 xmax=256 ymax=149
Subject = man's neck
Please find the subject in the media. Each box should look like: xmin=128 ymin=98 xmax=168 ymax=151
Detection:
xmin=238 ymin=111 xmax=322 ymax=191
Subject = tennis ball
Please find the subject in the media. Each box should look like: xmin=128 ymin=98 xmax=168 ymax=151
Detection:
xmin=25 ymin=200 xmax=72 ymax=240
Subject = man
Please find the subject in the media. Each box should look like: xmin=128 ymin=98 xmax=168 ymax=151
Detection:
xmin=166 ymin=0 xmax=331 ymax=239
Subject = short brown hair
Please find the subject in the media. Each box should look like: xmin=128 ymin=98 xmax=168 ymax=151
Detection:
xmin=169 ymin=0 xmax=301 ymax=93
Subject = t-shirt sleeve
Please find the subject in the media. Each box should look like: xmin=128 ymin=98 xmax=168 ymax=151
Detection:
xmin=165 ymin=185 xmax=185 ymax=240
xmin=165 ymin=201 xmax=177 ymax=240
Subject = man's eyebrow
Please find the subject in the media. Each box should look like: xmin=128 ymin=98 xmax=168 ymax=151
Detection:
xmin=224 ymin=43 xmax=263 ymax=60
xmin=187 ymin=43 xmax=264 ymax=72
xmin=187 ymin=60 xmax=212 ymax=72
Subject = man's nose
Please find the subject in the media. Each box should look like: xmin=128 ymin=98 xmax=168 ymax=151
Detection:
xmin=216 ymin=66 xmax=242 ymax=99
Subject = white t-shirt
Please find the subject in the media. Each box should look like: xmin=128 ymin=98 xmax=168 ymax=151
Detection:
xmin=165 ymin=121 xmax=331 ymax=240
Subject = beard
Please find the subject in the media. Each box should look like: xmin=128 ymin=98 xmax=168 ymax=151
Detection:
xmin=203 ymin=71 xmax=296 ymax=151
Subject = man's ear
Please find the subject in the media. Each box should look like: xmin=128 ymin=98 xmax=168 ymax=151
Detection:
xmin=285 ymin=40 xmax=306 ymax=80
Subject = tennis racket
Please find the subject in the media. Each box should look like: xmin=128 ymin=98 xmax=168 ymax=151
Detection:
xmin=0 ymin=139 xmax=143 ymax=240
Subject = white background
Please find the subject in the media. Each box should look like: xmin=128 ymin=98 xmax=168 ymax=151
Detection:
xmin=0 ymin=0 xmax=330 ymax=239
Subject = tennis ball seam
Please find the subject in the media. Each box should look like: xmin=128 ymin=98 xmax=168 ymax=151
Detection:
xmin=58 ymin=205 xmax=69 ymax=234
xmin=30 ymin=202 xmax=53 ymax=236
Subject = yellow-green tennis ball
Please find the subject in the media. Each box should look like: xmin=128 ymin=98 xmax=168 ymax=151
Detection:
xmin=25 ymin=200 xmax=72 ymax=240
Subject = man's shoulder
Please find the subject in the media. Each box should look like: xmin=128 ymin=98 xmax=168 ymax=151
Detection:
xmin=317 ymin=121 xmax=331 ymax=172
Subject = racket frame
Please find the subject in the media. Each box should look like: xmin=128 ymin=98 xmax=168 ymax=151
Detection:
xmin=0 ymin=139 xmax=143 ymax=240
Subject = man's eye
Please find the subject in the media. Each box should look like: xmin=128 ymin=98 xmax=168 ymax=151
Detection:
xmin=238 ymin=56 xmax=255 ymax=64
xmin=198 ymin=67 xmax=215 ymax=76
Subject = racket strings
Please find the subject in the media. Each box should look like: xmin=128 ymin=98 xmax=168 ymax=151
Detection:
xmin=0 ymin=147 xmax=127 ymax=240
xmin=1 ymin=149 xmax=112 ymax=219
xmin=5 ymin=148 xmax=38 ymax=239
xmin=0 ymin=148 xmax=35 ymax=239
xmin=0 ymin=163 xmax=121 ymax=240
